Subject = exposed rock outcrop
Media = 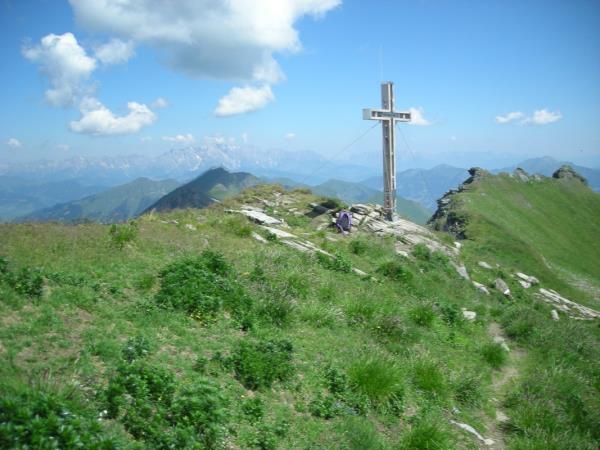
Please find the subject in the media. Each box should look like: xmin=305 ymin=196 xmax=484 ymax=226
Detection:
xmin=552 ymin=165 xmax=587 ymax=185
xmin=428 ymin=167 xmax=490 ymax=238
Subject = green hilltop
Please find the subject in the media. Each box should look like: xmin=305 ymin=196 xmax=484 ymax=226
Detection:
xmin=1 ymin=174 xmax=599 ymax=449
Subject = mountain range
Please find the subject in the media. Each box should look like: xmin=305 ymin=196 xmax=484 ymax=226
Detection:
xmin=21 ymin=178 xmax=179 ymax=223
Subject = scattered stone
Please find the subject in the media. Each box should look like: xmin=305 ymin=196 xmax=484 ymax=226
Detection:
xmin=515 ymin=272 xmax=539 ymax=285
xmin=472 ymin=281 xmax=490 ymax=295
xmin=454 ymin=241 xmax=462 ymax=250
xmin=495 ymin=278 xmax=511 ymax=297
xmin=496 ymin=410 xmax=509 ymax=423
xmin=251 ymin=232 xmax=267 ymax=244
xmin=514 ymin=167 xmax=530 ymax=182
xmin=493 ymin=336 xmax=511 ymax=352
xmin=185 ymin=224 xmax=196 ymax=231
xmin=462 ymin=309 xmax=477 ymax=321
xmin=517 ymin=279 xmax=531 ymax=289
xmin=449 ymin=420 xmax=494 ymax=447
xmin=352 ymin=267 xmax=368 ymax=277
xmin=453 ymin=263 xmax=470 ymax=281
xmin=478 ymin=261 xmax=493 ymax=270
xmin=536 ymin=288 xmax=600 ymax=320
xmin=551 ymin=309 xmax=560 ymax=321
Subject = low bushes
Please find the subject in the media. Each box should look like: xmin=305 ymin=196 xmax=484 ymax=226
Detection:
xmin=231 ymin=337 xmax=294 ymax=390
xmin=104 ymin=337 xmax=229 ymax=449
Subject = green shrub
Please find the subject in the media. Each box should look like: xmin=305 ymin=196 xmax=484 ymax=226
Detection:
xmin=104 ymin=340 xmax=228 ymax=449
xmin=257 ymin=295 xmax=295 ymax=327
xmin=349 ymin=239 xmax=369 ymax=255
xmin=155 ymin=251 xmax=251 ymax=321
xmin=231 ymin=338 xmax=294 ymax=390
xmin=224 ymin=214 xmax=253 ymax=237
xmin=409 ymin=304 xmax=436 ymax=327
xmin=347 ymin=356 xmax=404 ymax=408
xmin=376 ymin=260 xmax=413 ymax=283
xmin=412 ymin=360 xmax=447 ymax=399
xmin=121 ymin=335 xmax=152 ymax=362
xmin=317 ymin=251 xmax=352 ymax=273
xmin=0 ymin=389 xmax=122 ymax=449
xmin=324 ymin=365 xmax=349 ymax=396
xmin=481 ymin=342 xmax=508 ymax=369
xmin=339 ymin=417 xmax=388 ymax=450
xmin=309 ymin=395 xmax=341 ymax=419
xmin=399 ymin=416 xmax=453 ymax=450
xmin=320 ymin=197 xmax=345 ymax=210
xmin=411 ymin=243 xmax=431 ymax=261
xmin=108 ymin=221 xmax=138 ymax=249
xmin=135 ymin=272 xmax=156 ymax=291
xmin=453 ymin=372 xmax=484 ymax=406
xmin=439 ymin=303 xmax=461 ymax=325
xmin=374 ymin=315 xmax=410 ymax=341
xmin=0 ymin=256 xmax=8 ymax=277
xmin=241 ymin=397 xmax=264 ymax=423
xmin=10 ymin=267 xmax=44 ymax=298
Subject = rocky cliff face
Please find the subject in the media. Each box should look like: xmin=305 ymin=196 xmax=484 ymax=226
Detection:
xmin=427 ymin=167 xmax=490 ymax=238
xmin=552 ymin=164 xmax=588 ymax=185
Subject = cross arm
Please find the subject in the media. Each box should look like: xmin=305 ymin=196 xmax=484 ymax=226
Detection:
xmin=362 ymin=108 xmax=411 ymax=121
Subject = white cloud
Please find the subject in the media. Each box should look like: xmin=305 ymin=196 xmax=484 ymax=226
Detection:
xmin=284 ymin=132 xmax=296 ymax=140
xmin=6 ymin=138 xmax=22 ymax=149
xmin=162 ymin=133 xmax=195 ymax=144
xmin=56 ymin=143 xmax=70 ymax=151
xmin=495 ymin=109 xmax=562 ymax=125
xmin=495 ymin=111 xmax=524 ymax=124
xmin=23 ymin=32 xmax=97 ymax=107
xmin=151 ymin=97 xmax=169 ymax=109
xmin=241 ymin=132 xmax=249 ymax=144
xmin=522 ymin=108 xmax=562 ymax=125
xmin=140 ymin=136 xmax=152 ymax=142
xmin=214 ymin=85 xmax=274 ymax=117
xmin=94 ymin=38 xmax=135 ymax=65
xmin=69 ymin=0 xmax=340 ymax=83
xmin=408 ymin=107 xmax=431 ymax=126
xmin=70 ymin=97 xmax=156 ymax=135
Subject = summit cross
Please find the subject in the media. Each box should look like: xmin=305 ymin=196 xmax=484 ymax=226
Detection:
xmin=363 ymin=82 xmax=412 ymax=221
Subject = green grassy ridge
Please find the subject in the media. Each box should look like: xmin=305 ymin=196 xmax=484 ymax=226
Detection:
xmin=432 ymin=174 xmax=600 ymax=449
xmin=436 ymin=173 xmax=600 ymax=307
xmin=0 ymin=187 xmax=512 ymax=449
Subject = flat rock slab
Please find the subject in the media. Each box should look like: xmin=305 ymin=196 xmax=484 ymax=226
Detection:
xmin=239 ymin=209 xmax=282 ymax=225
xmin=537 ymin=288 xmax=600 ymax=320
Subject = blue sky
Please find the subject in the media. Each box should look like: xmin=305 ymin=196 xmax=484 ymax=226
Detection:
xmin=1 ymin=0 xmax=599 ymax=168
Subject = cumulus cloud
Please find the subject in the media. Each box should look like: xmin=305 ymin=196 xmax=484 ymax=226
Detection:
xmin=284 ymin=132 xmax=296 ymax=140
xmin=6 ymin=138 xmax=23 ymax=149
xmin=22 ymin=32 xmax=97 ymax=107
xmin=495 ymin=109 xmax=562 ymax=125
xmin=522 ymin=108 xmax=562 ymax=125
xmin=70 ymin=97 xmax=156 ymax=135
xmin=241 ymin=132 xmax=249 ymax=144
xmin=69 ymin=0 xmax=340 ymax=83
xmin=162 ymin=133 xmax=195 ymax=144
xmin=94 ymin=38 xmax=135 ymax=65
xmin=408 ymin=107 xmax=431 ymax=126
xmin=214 ymin=85 xmax=274 ymax=117
xmin=495 ymin=111 xmax=524 ymax=124
xmin=69 ymin=0 xmax=340 ymax=114
xmin=151 ymin=97 xmax=169 ymax=109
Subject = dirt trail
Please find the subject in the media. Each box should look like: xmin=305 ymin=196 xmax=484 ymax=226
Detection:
xmin=483 ymin=322 xmax=525 ymax=450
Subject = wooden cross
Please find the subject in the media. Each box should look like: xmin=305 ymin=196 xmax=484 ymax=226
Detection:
xmin=363 ymin=82 xmax=411 ymax=221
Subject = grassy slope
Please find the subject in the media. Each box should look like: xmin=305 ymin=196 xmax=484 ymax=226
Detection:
xmin=441 ymin=174 xmax=600 ymax=449
xmin=0 ymin=184 xmax=599 ymax=449
xmin=0 ymin=186 xmax=509 ymax=450
xmin=454 ymin=174 xmax=600 ymax=307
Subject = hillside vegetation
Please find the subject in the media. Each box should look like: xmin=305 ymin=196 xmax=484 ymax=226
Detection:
xmin=1 ymin=182 xmax=599 ymax=449
xmin=430 ymin=167 xmax=600 ymax=308
xmin=20 ymin=177 xmax=179 ymax=223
